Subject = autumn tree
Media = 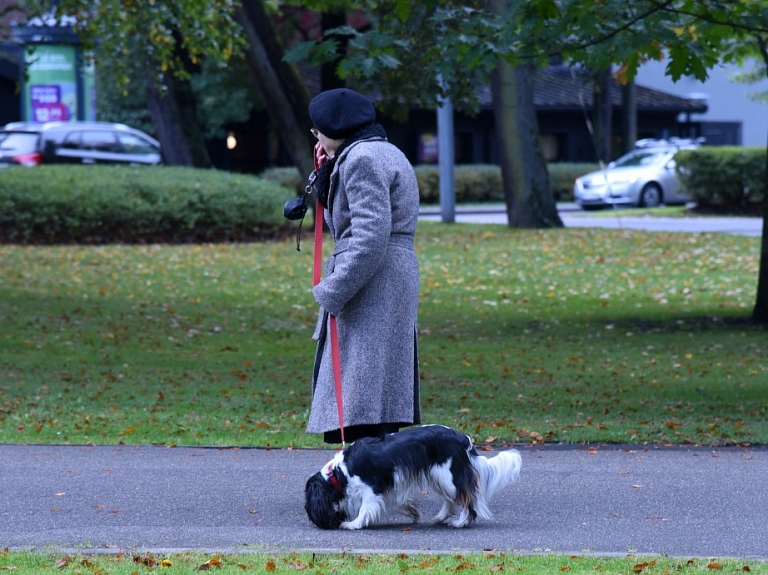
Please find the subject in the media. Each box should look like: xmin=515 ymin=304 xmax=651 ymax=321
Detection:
xmin=18 ymin=0 xmax=245 ymax=166
xmin=495 ymin=0 xmax=768 ymax=321
xmin=287 ymin=0 xmax=563 ymax=228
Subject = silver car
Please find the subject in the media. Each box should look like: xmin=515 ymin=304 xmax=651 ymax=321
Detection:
xmin=573 ymin=138 xmax=701 ymax=210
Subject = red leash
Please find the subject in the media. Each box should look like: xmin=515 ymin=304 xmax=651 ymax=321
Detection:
xmin=313 ymin=189 xmax=346 ymax=447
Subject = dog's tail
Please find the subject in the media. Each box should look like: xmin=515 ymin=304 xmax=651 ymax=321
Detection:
xmin=471 ymin=449 xmax=522 ymax=520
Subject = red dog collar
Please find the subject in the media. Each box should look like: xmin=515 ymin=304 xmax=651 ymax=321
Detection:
xmin=329 ymin=473 xmax=344 ymax=494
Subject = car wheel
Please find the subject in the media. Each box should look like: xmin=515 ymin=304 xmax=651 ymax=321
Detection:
xmin=639 ymin=183 xmax=662 ymax=208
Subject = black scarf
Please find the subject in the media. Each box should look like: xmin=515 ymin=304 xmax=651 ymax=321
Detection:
xmin=313 ymin=123 xmax=388 ymax=209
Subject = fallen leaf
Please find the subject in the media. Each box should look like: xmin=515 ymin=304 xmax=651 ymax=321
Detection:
xmin=198 ymin=558 xmax=222 ymax=571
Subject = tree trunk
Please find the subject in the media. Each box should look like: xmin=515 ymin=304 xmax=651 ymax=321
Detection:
xmin=751 ymin=40 xmax=768 ymax=324
xmin=235 ymin=0 xmax=315 ymax=178
xmin=593 ymin=68 xmax=613 ymax=163
xmin=491 ymin=60 xmax=562 ymax=228
xmin=620 ymin=80 xmax=637 ymax=154
xmin=144 ymin=42 xmax=211 ymax=168
xmin=752 ymin=129 xmax=768 ymax=323
xmin=146 ymin=70 xmax=195 ymax=166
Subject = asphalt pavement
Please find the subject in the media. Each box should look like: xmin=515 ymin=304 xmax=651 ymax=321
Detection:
xmin=419 ymin=204 xmax=763 ymax=236
xmin=2 ymin=443 xmax=767 ymax=558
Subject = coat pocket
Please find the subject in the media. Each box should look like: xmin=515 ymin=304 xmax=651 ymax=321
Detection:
xmin=312 ymin=308 xmax=328 ymax=341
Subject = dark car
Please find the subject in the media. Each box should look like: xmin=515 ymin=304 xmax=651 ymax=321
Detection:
xmin=0 ymin=121 xmax=162 ymax=167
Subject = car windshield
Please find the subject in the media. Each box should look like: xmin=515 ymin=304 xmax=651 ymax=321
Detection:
xmin=612 ymin=150 xmax=668 ymax=168
xmin=0 ymin=132 xmax=39 ymax=155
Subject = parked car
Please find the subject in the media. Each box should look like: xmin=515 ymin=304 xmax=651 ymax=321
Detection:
xmin=573 ymin=138 xmax=703 ymax=210
xmin=0 ymin=121 xmax=162 ymax=167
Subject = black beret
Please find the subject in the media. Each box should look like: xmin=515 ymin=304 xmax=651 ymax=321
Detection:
xmin=309 ymin=88 xmax=376 ymax=139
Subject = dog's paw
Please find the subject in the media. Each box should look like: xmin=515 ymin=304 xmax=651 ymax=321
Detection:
xmin=339 ymin=521 xmax=362 ymax=530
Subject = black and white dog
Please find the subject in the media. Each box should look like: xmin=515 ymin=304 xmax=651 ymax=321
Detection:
xmin=304 ymin=424 xmax=522 ymax=530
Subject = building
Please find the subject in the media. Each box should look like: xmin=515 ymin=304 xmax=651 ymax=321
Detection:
xmin=381 ymin=65 xmax=708 ymax=167
xmin=634 ymin=59 xmax=767 ymax=147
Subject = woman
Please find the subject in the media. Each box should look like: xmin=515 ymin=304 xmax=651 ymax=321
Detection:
xmin=306 ymin=88 xmax=421 ymax=444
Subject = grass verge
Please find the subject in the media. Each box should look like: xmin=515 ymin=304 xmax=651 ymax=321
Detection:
xmin=0 ymin=223 xmax=765 ymax=447
xmin=1 ymin=550 xmax=765 ymax=574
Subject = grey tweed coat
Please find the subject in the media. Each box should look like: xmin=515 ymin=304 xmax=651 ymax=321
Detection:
xmin=307 ymin=137 xmax=421 ymax=434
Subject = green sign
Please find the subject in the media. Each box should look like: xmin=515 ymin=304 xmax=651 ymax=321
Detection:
xmin=23 ymin=44 xmax=78 ymax=122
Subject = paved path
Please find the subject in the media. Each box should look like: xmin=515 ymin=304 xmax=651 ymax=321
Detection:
xmin=2 ymin=443 xmax=767 ymax=558
xmin=419 ymin=205 xmax=763 ymax=236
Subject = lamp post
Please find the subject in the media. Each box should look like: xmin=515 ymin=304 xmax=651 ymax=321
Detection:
xmin=437 ymin=78 xmax=455 ymax=223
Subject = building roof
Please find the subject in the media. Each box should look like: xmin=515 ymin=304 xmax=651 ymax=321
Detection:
xmin=477 ymin=65 xmax=708 ymax=113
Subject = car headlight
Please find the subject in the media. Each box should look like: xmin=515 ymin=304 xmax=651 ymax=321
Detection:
xmin=582 ymin=174 xmax=606 ymax=188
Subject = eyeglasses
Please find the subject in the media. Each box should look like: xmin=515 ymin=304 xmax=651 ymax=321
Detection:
xmin=310 ymin=128 xmax=319 ymax=138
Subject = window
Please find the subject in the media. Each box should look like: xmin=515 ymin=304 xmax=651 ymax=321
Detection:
xmin=81 ymin=131 xmax=120 ymax=152
xmin=0 ymin=132 xmax=39 ymax=154
xmin=117 ymin=132 xmax=159 ymax=155
xmin=61 ymin=131 xmax=82 ymax=149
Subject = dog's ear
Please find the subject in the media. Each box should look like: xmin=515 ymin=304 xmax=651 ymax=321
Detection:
xmin=304 ymin=473 xmax=345 ymax=530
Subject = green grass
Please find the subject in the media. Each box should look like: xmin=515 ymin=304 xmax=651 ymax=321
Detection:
xmin=1 ymin=550 xmax=766 ymax=574
xmin=0 ymin=223 xmax=765 ymax=448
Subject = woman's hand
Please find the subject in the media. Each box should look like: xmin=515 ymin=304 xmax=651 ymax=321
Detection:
xmin=314 ymin=142 xmax=329 ymax=171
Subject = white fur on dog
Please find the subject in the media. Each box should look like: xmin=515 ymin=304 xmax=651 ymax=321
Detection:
xmin=304 ymin=424 xmax=522 ymax=530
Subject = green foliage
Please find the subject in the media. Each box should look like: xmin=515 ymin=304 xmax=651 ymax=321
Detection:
xmin=289 ymin=0 xmax=768 ymax=112
xmin=285 ymin=1 xmax=500 ymax=116
xmin=548 ymin=163 xmax=601 ymax=201
xmin=415 ymin=165 xmax=503 ymax=203
xmin=260 ymin=166 xmax=307 ymax=196
xmin=260 ymin=163 xmax=598 ymax=204
xmin=94 ymin=35 xmax=260 ymax=140
xmin=0 ymin=166 xmax=294 ymax=244
xmin=23 ymin=0 xmax=246 ymax=81
xmin=675 ymin=147 xmax=766 ymax=214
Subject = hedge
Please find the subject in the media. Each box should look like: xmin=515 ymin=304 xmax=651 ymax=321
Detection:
xmin=675 ymin=147 xmax=767 ymax=214
xmin=0 ymin=165 xmax=295 ymax=244
xmin=262 ymin=162 xmax=600 ymax=203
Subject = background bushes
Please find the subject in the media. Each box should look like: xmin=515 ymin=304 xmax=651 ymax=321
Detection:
xmin=0 ymin=165 xmax=294 ymax=244
xmin=262 ymin=162 xmax=599 ymax=204
xmin=676 ymin=147 xmax=766 ymax=214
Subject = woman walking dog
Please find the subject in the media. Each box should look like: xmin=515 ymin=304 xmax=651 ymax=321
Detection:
xmin=305 ymin=88 xmax=422 ymax=444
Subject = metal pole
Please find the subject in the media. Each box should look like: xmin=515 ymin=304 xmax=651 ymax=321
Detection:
xmin=437 ymin=83 xmax=455 ymax=224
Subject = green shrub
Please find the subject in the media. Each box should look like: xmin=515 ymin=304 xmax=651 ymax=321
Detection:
xmin=260 ymin=166 xmax=306 ymax=196
xmin=675 ymin=147 xmax=766 ymax=213
xmin=415 ymin=163 xmax=599 ymax=203
xmin=0 ymin=165 xmax=294 ymax=244
xmin=261 ymin=163 xmax=599 ymax=204
xmin=415 ymin=165 xmax=503 ymax=203
xmin=549 ymin=162 xmax=601 ymax=201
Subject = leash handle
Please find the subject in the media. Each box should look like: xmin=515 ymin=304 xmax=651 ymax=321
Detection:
xmin=312 ymin=199 xmax=346 ymax=447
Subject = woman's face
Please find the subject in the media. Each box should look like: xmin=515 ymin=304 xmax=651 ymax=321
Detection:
xmin=312 ymin=128 xmax=343 ymax=158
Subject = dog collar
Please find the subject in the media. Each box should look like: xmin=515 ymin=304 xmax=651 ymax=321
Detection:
xmin=328 ymin=473 xmax=344 ymax=494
